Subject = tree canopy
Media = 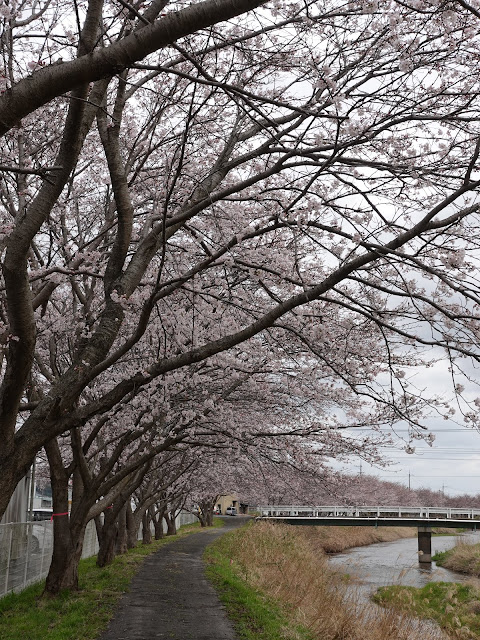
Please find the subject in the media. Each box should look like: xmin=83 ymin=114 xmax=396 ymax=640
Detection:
xmin=2 ymin=0 xmax=480 ymax=576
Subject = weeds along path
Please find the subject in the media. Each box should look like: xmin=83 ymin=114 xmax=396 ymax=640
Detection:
xmin=98 ymin=517 xmax=246 ymax=640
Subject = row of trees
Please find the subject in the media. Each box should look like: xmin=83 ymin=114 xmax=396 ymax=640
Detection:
xmin=329 ymin=474 xmax=480 ymax=509
xmin=37 ymin=378 xmax=379 ymax=594
xmin=38 ymin=434 xmax=480 ymax=597
xmin=2 ymin=0 xmax=480 ymax=594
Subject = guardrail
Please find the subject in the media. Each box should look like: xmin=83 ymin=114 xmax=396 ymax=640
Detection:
xmin=257 ymin=505 xmax=480 ymax=519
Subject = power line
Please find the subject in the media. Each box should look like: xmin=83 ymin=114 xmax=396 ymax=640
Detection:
xmin=383 ymin=447 xmax=480 ymax=452
xmin=386 ymin=456 xmax=480 ymax=460
xmin=380 ymin=474 xmax=480 ymax=478
xmin=354 ymin=428 xmax=478 ymax=433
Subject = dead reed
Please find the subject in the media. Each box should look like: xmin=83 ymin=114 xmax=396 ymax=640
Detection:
xmin=438 ymin=540 xmax=480 ymax=577
xmin=302 ymin=524 xmax=417 ymax=553
xmin=226 ymin=521 xmax=446 ymax=640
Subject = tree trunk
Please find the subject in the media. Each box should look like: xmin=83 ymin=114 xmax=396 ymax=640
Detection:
xmin=198 ymin=497 xmax=218 ymax=528
xmin=197 ymin=510 xmax=207 ymax=527
xmin=97 ymin=525 xmax=117 ymax=567
xmin=116 ymin=504 xmax=128 ymax=555
xmin=206 ymin=508 xmax=214 ymax=527
xmin=43 ymin=439 xmax=87 ymax=595
xmin=44 ymin=520 xmax=86 ymax=595
xmin=94 ymin=514 xmax=103 ymax=546
xmin=96 ymin=509 xmax=118 ymax=567
xmin=142 ymin=511 xmax=152 ymax=545
xmin=164 ymin=511 xmax=177 ymax=536
xmin=153 ymin=506 xmax=165 ymax=540
xmin=126 ymin=501 xmax=138 ymax=549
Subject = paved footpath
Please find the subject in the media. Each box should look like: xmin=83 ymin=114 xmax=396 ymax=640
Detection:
xmin=98 ymin=517 xmax=246 ymax=640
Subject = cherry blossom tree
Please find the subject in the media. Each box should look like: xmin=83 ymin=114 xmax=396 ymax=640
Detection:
xmin=325 ymin=474 xmax=480 ymax=510
xmin=126 ymin=450 xmax=196 ymax=543
xmin=3 ymin=0 xmax=480 ymax=539
xmin=41 ymin=347 xmax=392 ymax=593
xmin=44 ymin=427 xmax=153 ymax=592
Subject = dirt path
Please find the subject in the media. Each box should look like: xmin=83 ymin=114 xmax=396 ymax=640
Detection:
xmin=98 ymin=517 xmax=246 ymax=640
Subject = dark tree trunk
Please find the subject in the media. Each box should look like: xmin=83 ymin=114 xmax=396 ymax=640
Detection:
xmin=96 ymin=509 xmax=118 ymax=567
xmin=164 ymin=511 xmax=177 ymax=536
xmin=44 ymin=520 xmax=86 ymax=595
xmin=153 ymin=506 xmax=165 ymax=540
xmin=206 ymin=509 xmax=214 ymax=527
xmin=197 ymin=497 xmax=218 ymax=528
xmin=97 ymin=527 xmax=117 ymax=567
xmin=43 ymin=439 xmax=87 ymax=595
xmin=142 ymin=511 xmax=152 ymax=545
xmin=116 ymin=504 xmax=128 ymax=555
xmin=94 ymin=514 xmax=103 ymax=545
xmin=126 ymin=501 xmax=138 ymax=549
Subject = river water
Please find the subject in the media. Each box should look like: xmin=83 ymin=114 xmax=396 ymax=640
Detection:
xmin=329 ymin=532 xmax=480 ymax=595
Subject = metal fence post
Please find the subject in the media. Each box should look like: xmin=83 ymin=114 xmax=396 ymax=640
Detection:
xmin=3 ymin=526 xmax=13 ymax=596
xmin=23 ymin=523 xmax=31 ymax=590
xmin=39 ymin=524 xmax=46 ymax=577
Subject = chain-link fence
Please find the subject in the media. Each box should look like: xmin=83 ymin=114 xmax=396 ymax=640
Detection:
xmin=176 ymin=511 xmax=197 ymax=528
xmin=0 ymin=510 xmax=197 ymax=598
xmin=0 ymin=519 xmax=98 ymax=598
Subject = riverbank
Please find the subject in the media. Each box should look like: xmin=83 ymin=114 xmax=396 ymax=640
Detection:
xmin=289 ymin=522 xmax=453 ymax=554
xmin=205 ymin=521 xmax=444 ymax=640
xmin=369 ymin=537 xmax=480 ymax=639
xmin=374 ymin=581 xmax=480 ymax=639
xmin=434 ymin=541 xmax=480 ymax=577
xmin=305 ymin=523 xmax=417 ymax=552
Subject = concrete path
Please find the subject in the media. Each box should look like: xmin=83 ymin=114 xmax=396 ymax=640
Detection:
xmin=98 ymin=517 xmax=245 ymax=640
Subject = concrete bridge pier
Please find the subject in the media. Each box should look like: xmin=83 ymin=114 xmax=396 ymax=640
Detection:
xmin=418 ymin=526 xmax=432 ymax=563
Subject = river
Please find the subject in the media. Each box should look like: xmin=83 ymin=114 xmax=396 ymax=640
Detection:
xmin=329 ymin=531 xmax=480 ymax=595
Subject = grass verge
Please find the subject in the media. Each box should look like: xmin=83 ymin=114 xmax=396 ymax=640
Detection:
xmin=205 ymin=529 xmax=314 ymax=640
xmin=0 ymin=521 xmax=210 ymax=640
xmin=374 ymin=581 xmax=480 ymax=639
xmin=204 ymin=521 xmax=444 ymax=640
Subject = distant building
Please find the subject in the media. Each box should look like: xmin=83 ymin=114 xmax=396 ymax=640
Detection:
xmin=216 ymin=495 xmax=238 ymax=515
xmin=216 ymin=495 xmax=248 ymax=514
xmin=34 ymin=483 xmax=52 ymax=509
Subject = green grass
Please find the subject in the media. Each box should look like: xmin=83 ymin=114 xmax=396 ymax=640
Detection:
xmin=204 ymin=528 xmax=315 ymax=640
xmin=0 ymin=521 xmax=205 ymax=640
xmin=374 ymin=581 xmax=480 ymax=638
xmin=432 ymin=549 xmax=449 ymax=563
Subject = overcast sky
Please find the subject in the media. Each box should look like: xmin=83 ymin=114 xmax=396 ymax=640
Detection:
xmin=338 ymin=424 xmax=480 ymax=496
xmin=334 ymin=357 xmax=480 ymax=497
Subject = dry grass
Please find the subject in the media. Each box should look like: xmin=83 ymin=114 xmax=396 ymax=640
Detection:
xmin=437 ymin=541 xmax=480 ymax=577
xmin=375 ymin=580 xmax=480 ymax=639
xmin=222 ymin=522 xmax=446 ymax=640
xmin=303 ymin=524 xmax=417 ymax=553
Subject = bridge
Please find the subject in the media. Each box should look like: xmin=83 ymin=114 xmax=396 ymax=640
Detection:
xmin=256 ymin=506 xmax=480 ymax=562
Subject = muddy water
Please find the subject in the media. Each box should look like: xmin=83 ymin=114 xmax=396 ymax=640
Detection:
xmin=329 ymin=532 xmax=480 ymax=595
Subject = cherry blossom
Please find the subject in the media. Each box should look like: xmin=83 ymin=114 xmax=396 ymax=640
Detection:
xmin=1 ymin=2 xmax=480 ymax=591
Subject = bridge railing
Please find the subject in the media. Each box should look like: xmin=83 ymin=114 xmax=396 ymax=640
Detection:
xmin=257 ymin=505 xmax=480 ymax=519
